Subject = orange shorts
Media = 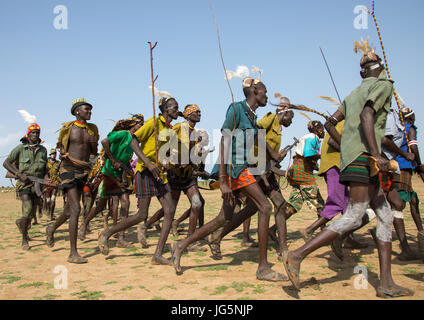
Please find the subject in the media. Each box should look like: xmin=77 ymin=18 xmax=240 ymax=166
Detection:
xmin=227 ymin=167 xmax=256 ymax=191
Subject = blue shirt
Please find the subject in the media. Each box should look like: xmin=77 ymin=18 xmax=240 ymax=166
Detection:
xmin=396 ymin=123 xmax=416 ymax=170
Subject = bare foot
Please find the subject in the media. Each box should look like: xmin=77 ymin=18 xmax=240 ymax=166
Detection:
xmin=281 ymin=251 xmax=302 ymax=290
xmin=171 ymin=242 xmax=183 ymax=275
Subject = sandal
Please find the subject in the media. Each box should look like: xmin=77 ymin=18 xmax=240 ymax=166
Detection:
xmin=256 ymin=268 xmax=288 ymax=282
xmin=281 ymin=251 xmax=301 ymax=290
xmin=376 ymin=285 xmax=414 ymax=298
xmin=67 ymin=256 xmax=88 ymax=264
xmin=207 ymin=234 xmax=222 ymax=260
xmin=46 ymin=226 xmax=55 ymax=248
xmin=98 ymin=232 xmax=109 ymax=256
xmin=116 ymin=240 xmax=134 ymax=248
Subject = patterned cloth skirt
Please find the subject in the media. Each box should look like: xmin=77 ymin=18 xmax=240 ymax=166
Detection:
xmin=134 ymin=170 xmax=171 ymax=198
xmin=339 ymin=154 xmax=379 ymax=186
xmin=287 ymin=157 xmax=316 ymax=186
xmin=392 ymin=169 xmax=413 ymax=193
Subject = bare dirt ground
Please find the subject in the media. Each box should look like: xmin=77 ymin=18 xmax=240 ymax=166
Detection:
xmin=0 ymin=176 xmax=423 ymax=300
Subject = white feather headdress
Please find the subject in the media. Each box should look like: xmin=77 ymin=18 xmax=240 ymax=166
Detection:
xmin=225 ymin=65 xmax=263 ymax=81
xmin=18 ymin=110 xmax=37 ymax=124
xmin=148 ymin=86 xmax=172 ymax=98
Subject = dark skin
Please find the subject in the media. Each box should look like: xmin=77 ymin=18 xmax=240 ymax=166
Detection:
xmin=46 ymin=104 xmax=98 ymax=264
xmin=172 ymin=83 xmax=286 ymax=281
xmin=142 ymin=109 xmax=207 ymax=251
xmin=78 ymin=122 xmax=143 ymax=244
xmin=46 ymin=151 xmax=58 ymax=220
xmin=285 ymin=65 xmax=413 ymax=295
xmin=3 ymin=130 xmax=49 ymax=250
xmin=98 ymin=100 xmax=179 ymax=265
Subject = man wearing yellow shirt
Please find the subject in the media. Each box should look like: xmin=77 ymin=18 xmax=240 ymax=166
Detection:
xmin=98 ymin=97 xmax=179 ymax=265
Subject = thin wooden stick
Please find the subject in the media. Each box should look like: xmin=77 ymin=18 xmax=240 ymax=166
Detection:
xmin=208 ymin=0 xmax=236 ymax=189
xmin=148 ymin=41 xmax=159 ymax=165
xmin=367 ymin=1 xmax=411 ymax=152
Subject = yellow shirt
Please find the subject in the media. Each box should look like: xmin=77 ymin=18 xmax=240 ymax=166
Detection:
xmin=133 ymin=115 xmax=172 ymax=183
xmin=318 ymin=120 xmax=344 ymax=175
xmin=257 ymin=112 xmax=282 ymax=162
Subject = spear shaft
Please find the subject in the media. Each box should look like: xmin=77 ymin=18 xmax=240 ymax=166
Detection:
xmin=319 ymin=47 xmax=342 ymax=105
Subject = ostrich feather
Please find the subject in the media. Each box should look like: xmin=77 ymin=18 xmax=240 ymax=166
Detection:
xmin=18 ymin=110 xmax=37 ymax=124
xmin=149 ymin=86 xmax=172 ymax=98
xmin=318 ymin=96 xmax=340 ymax=106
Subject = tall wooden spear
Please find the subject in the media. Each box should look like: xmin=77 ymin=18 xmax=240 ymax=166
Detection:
xmin=208 ymin=0 xmax=236 ymax=190
xmin=148 ymin=41 xmax=159 ymax=165
xmin=367 ymin=0 xmax=411 ymax=153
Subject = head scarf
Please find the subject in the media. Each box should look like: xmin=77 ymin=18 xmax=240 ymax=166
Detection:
xmin=26 ymin=123 xmax=41 ymax=136
xmin=401 ymin=107 xmax=414 ymax=119
xmin=242 ymin=77 xmax=262 ymax=88
xmin=71 ymin=98 xmax=93 ymax=116
xmin=183 ymin=104 xmax=200 ymax=118
xmin=307 ymin=120 xmax=322 ymax=131
xmin=49 ymin=148 xmax=57 ymax=155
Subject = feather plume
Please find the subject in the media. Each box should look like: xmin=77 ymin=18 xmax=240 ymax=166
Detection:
xmin=287 ymin=104 xmax=329 ymax=121
xmin=225 ymin=65 xmax=250 ymax=80
xmin=318 ymin=96 xmax=340 ymax=106
xmin=18 ymin=110 xmax=37 ymax=124
xmin=149 ymin=86 xmax=172 ymax=98
xmin=297 ymin=111 xmax=312 ymax=121
xmin=353 ymin=37 xmax=375 ymax=55
xmin=251 ymin=66 xmax=263 ymax=79
xmin=396 ymin=94 xmax=406 ymax=108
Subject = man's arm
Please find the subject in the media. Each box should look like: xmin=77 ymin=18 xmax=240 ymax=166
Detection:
xmin=324 ymin=110 xmax=344 ymax=145
xmin=219 ymin=134 xmax=234 ymax=204
xmin=328 ymin=137 xmax=340 ymax=152
xmin=381 ymin=135 xmax=415 ymax=162
xmin=409 ymin=126 xmax=424 ymax=181
xmin=130 ymin=138 xmax=161 ymax=181
xmin=360 ymin=103 xmax=389 ymax=170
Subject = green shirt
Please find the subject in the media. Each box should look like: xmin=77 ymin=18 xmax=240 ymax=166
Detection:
xmin=133 ymin=114 xmax=172 ymax=183
xmin=101 ymin=130 xmax=134 ymax=178
xmin=338 ymin=70 xmax=394 ymax=171
xmin=8 ymin=143 xmax=47 ymax=179
xmin=211 ymin=100 xmax=258 ymax=179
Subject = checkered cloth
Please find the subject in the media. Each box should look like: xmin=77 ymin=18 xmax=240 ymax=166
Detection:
xmin=287 ymin=157 xmax=316 ymax=186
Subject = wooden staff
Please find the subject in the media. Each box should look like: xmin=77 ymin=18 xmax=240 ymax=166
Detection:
xmin=208 ymin=0 xmax=236 ymax=190
xmin=148 ymin=41 xmax=159 ymax=165
xmin=367 ymin=0 xmax=411 ymax=153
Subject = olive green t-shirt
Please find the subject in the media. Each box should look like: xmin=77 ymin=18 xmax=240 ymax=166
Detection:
xmin=338 ymin=70 xmax=394 ymax=171
xmin=8 ymin=143 xmax=47 ymax=179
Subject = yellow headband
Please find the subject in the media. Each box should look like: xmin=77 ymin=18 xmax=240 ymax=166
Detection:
xmin=183 ymin=104 xmax=200 ymax=118
xmin=242 ymin=77 xmax=262 ymax=88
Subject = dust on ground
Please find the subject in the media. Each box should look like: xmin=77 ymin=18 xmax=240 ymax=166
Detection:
xmin=0 ymin=176 xmax=423 ymax=300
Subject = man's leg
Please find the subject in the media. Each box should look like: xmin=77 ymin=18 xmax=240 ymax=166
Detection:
xmin=185 ymin=186 xmax=207 ymax=251
xmin=78 ymin=197 xmax=107 ymax=240
xmin=98 ymin=197 xmax=151 ymax=255
xmin=116 ymin=193 xmax=133 ymax=248
xmin=152 ymin=191 xmax=177 ymax=265
xmin=410 ymin=194 xmax=424 ymax=262
xmin=139 ymin=190 xmax=181 ymax=247
xmin=387 ymin=188 xmax=419 ymax=260
xmin=172 ymin=198 xmax=235 ymax=274
xmin=283 ymin=182 xmax=372 ymax=290
xmin=66 ymin=187 xmax=86 ymax=263
xmin=49 ymin=190 xmax=57 ymax=220
xmin=369 ymin=188 xmax=414 ymax=297
xmin=17 ymin=194 xmax=33 ymax=250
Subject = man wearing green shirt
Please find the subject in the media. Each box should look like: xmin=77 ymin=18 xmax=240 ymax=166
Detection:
xmin=172 ymin=79 xmax=288 ymax=282
xmin=98 ymin=98 xmax=179 ymax=266
xmin=3 ymin=124 xmax=48 ymax=250
xmin=79 ymin=115 xmax=144 ymax=246
xmin=283 ymin=40 xmax=414 ymax=298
